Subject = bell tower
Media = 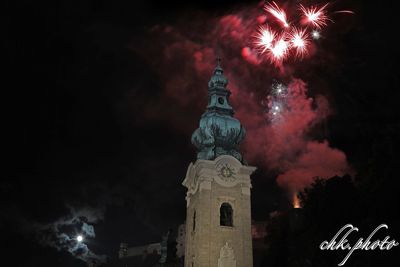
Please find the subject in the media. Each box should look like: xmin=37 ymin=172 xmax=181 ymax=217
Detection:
xmin=183 ymin=59 xmax=256 ymax=267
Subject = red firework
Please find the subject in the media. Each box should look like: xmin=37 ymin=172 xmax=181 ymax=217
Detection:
xmin=270 ymin=35 xmax=289 ymax=63
xmin=289 ymin=27 xmax=310 ymax=58
xmin=254 ymin=1 xmax=353 ymax=66
xmin=300 ymin=3 xmax=329 ymax=28
xmin=254 ymin=29 xmax=289 ymax=65
xmin=254 ymin=26 xmax=277 ymax=53
xmin=264 ymin=1 xmax=289 ymax=28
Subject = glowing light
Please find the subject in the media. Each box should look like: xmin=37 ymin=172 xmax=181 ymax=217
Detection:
xmin=265 ymin=1 xmax=289 ymax=28
xmin=289 ymin=28 xmax=309 ymax=57
xmin=255 ymin=26 xmax=276 ymax=53
xmin=270 ymin=37 xmax=289 ymax=64
xmin=300 ymin=3 xmax=329 ymax=29
xmin=270 ymin=101 xmax=283 ymax=116
xmin=77 ymin=235 xmax=83 ymax=242
xmin=252 ymin=1 xmax=352 ymax=66
xmin=312 ymin=30 xmax=321 ymax=40
xmin=272 ymin=82 xmax=287 ymax=96
xmin=266 ymin=81 xmax=288 ymax=123
xmin=293 ymin=193 xmax=301 ymax=208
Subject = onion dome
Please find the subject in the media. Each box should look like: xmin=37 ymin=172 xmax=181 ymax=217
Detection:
xmin=191 ymin=58 xmax=246 ymax=163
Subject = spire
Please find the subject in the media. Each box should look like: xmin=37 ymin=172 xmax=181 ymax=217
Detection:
xmin=208 ymin=57 xmax=228 ymax=90
xmin=191 ymin=58 xmax=246 ymax=163
xmin=206 ymin=57 xmax=232 ymax=118
xmin=216 ymin=56 xmax=222 ymax=67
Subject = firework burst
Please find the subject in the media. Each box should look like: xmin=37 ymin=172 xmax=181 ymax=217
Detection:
xmin=289 ymin=27 xmax=310 ymax=57
xmin=270 ymin=36 xmax=289 ymax=63
xmin=272 ymin=82 xmax=287 ymax=96
xmin=300 ymin=3 xmax=329 ymax=28
xmin=255 ymin=26 xmax=276 ymax=53
xmin=253 ymin=1 xmax=353 ymax=66
xmin=265 ymin=1 xmax=289 ymax=28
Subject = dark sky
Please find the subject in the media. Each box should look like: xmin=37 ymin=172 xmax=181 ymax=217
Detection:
xmin=2 ymin=0 xmax=399 ymax=266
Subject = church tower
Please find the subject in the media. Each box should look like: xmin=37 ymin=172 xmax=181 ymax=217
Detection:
xmin=183 ymin=59 xmax=256 ymax=267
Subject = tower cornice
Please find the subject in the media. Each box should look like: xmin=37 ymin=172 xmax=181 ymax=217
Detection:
xmin=182 ymin=155 xmax=256 ymax=200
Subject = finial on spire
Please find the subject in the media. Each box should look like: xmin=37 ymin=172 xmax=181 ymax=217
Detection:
xmin=215 ymin=41 xmax=222 ymax=68
xmin=216 ymin=56 xmax=222 ymax=67
xmin=209 ymin=56 xmax=227 ymax=89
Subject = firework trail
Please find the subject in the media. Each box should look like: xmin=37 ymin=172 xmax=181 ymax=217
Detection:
xmin=264 ymin=1 xmax=289 ymax=28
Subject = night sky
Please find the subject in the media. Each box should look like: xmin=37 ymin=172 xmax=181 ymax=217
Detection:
xmin=2 ymin=0 xmax=399 ymax=266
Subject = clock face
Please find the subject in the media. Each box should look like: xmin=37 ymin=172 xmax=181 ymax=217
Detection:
xmin=217 ymin=164 xmax=236 ymax=182
xmin=221 ymin=167 xmax=233 ymax=178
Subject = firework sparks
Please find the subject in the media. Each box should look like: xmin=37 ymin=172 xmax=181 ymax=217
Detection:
xmin=272 ymin=82 xmax=287 ymax=96
xmin=265 ymin=1 xmax=289 ymax=28
xmin=269 ymin=99 xmax=285 ymax=122
xmin=300 ymin=3 xmax=329 ymax=28
xmin=311 ymin=30 xmax=321 ymax=40
xmin=271 ymin=101 xmax=283 ymax=116
xmin=289 ymin=28 xmax=309 ymax=57
xmin=255 ymin=26 xmax=276 ymax=53
xmin=266 ymin=81 xmax=288 ymax=122
xmin=270 ymin=36 xmax=289 ymax=64
xmin=253 ymin=1 xmax=352 ymax=66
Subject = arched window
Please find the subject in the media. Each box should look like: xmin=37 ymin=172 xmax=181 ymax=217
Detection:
xmin=220 ymin=203 xmax=233 ymax=226
xmin=193 ymin=211 xmax=196 ymax=231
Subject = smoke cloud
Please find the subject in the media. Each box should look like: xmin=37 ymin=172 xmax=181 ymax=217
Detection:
xmin=131 ymin=3 xmax=352 ymax=194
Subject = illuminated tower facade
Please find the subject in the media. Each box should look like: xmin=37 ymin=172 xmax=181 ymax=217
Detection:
xmin=183 ymin=59 xmax=256 ymax=267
